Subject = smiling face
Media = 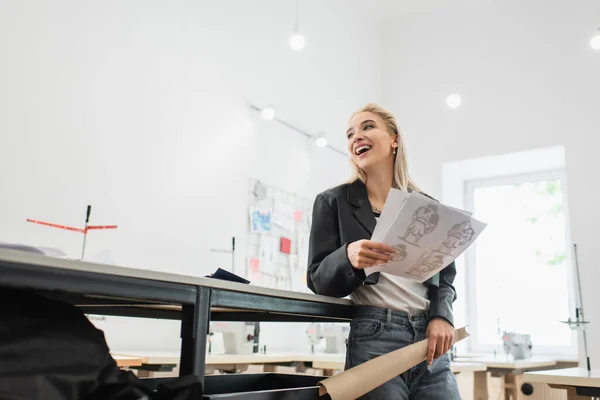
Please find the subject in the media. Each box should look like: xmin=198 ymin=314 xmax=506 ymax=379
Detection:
xmin=346 ymin=111 xmax=397 ymax=172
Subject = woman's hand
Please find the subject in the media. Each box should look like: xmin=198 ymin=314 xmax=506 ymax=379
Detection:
xmin=426 ymin=317 xmax=454 ymax=366
xmin=346 ymin=240 xmax=395 ymax=269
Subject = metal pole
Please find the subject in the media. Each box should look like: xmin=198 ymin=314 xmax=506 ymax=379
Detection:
xmin=231 ymin=236 xmax=236 ymax=275
xmin=81 ymin=205 xmax=91 ymax=259
xmin=573 ymin=243 xmax=591 ymax=372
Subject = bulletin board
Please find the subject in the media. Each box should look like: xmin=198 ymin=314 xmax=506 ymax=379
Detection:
xmin=246 ymin=178 xmax=314 ymax=292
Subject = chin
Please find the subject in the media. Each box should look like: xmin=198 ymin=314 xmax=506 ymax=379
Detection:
xmin=356 ymin=159 xmax=375 ymax=170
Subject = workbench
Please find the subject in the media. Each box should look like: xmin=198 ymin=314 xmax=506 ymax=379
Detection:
xmin=0 ymin=249 xmax=353 ymax=396
xmin=453 ymin=354 xmax=580 ymax=400
xmin=523 ymin=368 xmax=600 ymax=399
xmin=113 ymin=354 xmax=144 ymax=368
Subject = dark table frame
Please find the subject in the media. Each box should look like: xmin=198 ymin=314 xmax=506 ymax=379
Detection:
xmin=0 ymin=254 xmax=353 ymax=385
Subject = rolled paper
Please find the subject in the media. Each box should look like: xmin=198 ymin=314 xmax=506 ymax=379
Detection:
xmin=318 ymin=326 xmax=469 ymax=400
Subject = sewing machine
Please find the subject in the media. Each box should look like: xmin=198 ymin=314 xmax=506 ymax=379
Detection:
xmin=306 ymin=323 xmax=323 ymax=353
xmin=210 ymin=322 xmax=259 ymax=354
xmin=322 ymin=324 xmax=349 ymax=354
xmin=502 ymin=331 xmax=532 ymax=360
xmin=307 ymin=323 xmax=349 ymax=354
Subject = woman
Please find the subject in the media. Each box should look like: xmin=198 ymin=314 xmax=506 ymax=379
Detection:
xmin=306 ymin=103 xmax=460 ymax=399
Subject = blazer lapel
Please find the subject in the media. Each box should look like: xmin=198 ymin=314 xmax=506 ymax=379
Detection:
xmin=348 ymin=180 xmax=376 ymax=235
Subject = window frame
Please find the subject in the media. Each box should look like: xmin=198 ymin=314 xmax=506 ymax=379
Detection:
xmin=463 ymin=169 xmax=578 ymax=356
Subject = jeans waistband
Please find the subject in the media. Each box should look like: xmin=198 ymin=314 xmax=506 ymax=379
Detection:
xmin=353 ymin=305 xmax=428 ymax=327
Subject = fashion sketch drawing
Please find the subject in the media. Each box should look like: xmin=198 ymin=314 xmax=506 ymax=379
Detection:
xmin=407 ymin=251 xmax=446 ymax=278
xmin=438 ymin=221 xmax=475 ymax=256
xmin=390 ymin=243 xmax=408 ymax=262
xmin=402 ymin=204 xmax=439 ymax=245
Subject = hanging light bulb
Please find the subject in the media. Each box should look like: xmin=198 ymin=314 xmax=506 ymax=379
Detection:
xmin=289 ymin=33 xmax=305 ymax=51
xmin=446 ymin=94 xmax=462 ymax=109
xmin=261 ymin=105 xmax=275 ymax=120
xmin=289 ymin=0 xmax=305 ymax=51
xmin=315 ymin=132 xmax=327 ymax=147
xmin=591 ymin=27 xmax=600 ymax=50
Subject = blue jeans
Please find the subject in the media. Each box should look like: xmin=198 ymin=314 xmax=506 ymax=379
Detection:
xmin=345 ymin=306 xmax=461 ymax=399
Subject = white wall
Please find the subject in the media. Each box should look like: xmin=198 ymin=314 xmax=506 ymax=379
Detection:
xmin=0 ymin=0 xmax=381 ymax=353
xmin=381 ymin=0 xmax=600 ymax=365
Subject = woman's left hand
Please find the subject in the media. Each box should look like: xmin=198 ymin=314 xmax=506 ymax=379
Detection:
xmin=426 ymin=317 xmax=454 ymax=366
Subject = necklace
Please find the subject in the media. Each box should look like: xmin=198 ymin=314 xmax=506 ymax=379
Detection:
xmin=370 ymin=202 xmax=382 ymax=213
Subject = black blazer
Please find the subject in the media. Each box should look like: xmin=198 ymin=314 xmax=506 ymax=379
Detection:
xmin=306 ymin=179 xmax=457 ymax=325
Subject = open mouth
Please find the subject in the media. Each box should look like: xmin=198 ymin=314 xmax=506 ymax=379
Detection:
xmin=355 ymin=145 xmax=372 ymax=156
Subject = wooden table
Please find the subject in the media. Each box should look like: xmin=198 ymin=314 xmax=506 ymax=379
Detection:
xmin=113 ymin=355 xmax=144 ymax=368
xmin=524 ymin=368 xmax=600 ymax=399
xmin=454 ymin=355 xmax=580 ymax=400
xmin=120 ymin=351 xmax=486 ymax=375
xmin=451 ymin=363 xmax=489 ymax=400
xmin=115 ymin=352 xmax=347 ymax=376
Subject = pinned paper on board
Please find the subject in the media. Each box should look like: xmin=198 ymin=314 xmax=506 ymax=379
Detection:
xmin=273 ymin=201 xmax=295 ymax=232
xmin=249 ymin=207 xmax=273 ymax=233
xmin=246 ymin=178 xmax=314 ymax=291
xmin=366 ymin=189 xmax=487 ymax=282
xmin=252 ymin=180 xmax=268 ymax=201
xmin=280 ymin=237 xmax=291 ymax=254
xmin=293 ymin=210 xmax=303 ymax=222
xmin=258 ymin=234 xmax=279 ymax=275
xmin=248 ymin=257 xmax=260 ymax=281
xmin=297 ymin=230 xmax=309 ymax=271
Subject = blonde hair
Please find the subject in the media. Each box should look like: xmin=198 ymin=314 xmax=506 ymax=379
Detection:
xmin=348 ymin=103 xmax=421 ymax=192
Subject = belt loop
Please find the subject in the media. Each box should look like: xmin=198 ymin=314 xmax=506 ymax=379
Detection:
xmin=386 ymin=309 xmax=392 ymax=330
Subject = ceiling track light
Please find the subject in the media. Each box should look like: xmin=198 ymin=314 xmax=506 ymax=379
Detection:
xmin=261 ymin=105 xmax=275 ymax=120
xmin=315 ymin=132 xmax=327 ymax=148
xmin=249 ymin=104 xmax=346 ymax=157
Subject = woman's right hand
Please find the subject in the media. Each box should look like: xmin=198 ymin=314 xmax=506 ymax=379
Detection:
xmin=346 ymin=240 xmax=395 ymax=269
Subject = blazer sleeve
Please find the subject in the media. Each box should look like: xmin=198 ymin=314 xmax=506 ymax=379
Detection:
xmin=306 ymin=194 xmax=366 ymax=298
xmin=418 ymin=190 xmax=458 ymax=326
xmin=428 ymin=261 xmax=458 ymax=326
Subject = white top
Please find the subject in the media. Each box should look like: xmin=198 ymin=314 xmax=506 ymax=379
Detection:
xmin=351 ymin=272 xmax=429 ymax=313
xmin=350 ymin=216 xmax=430 ymax=314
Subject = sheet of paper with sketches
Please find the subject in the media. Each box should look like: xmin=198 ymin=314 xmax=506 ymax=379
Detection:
xmin=366 ymin=190 xmax=487 ymax=282
xmin=272 ymin=201 xmax=295 ymax=232
xmin=249 ymin=207 xmax=273 ymax=233
xmin=258 ymin=234 xmax=279 ymax=275
xmin=371 ymin=189 xmax=410 ymax=242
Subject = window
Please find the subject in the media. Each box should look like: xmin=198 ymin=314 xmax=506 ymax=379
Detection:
xmin=464 ymin=171 xmax=577 ymax=355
